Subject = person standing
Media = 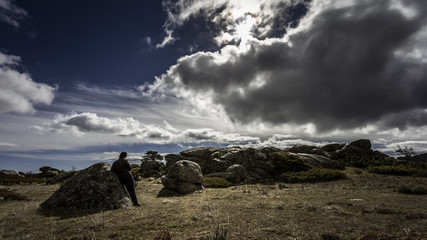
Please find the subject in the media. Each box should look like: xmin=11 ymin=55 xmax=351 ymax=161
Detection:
xmin=111 ymin=152 xmax=141 ymax=206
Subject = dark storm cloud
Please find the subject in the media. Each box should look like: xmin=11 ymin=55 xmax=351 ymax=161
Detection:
xmin=150 ymin=0 xmax=427 ymax=132
xmin=379 ymin=109 xmax=427 ymax=130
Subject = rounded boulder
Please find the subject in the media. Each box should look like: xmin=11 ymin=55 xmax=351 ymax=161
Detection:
xmin=167 ymin=160 xmax=203 ymax=184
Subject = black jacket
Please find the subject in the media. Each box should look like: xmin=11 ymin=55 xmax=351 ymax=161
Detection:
xmin=111 ymin=158 xmax=133 ymax=182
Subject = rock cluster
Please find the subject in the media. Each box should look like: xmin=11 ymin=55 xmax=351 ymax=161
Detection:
xmin=40 ymin=162 xmax=132 ymax=213
xmin=162 ymin=139 xmax=388 ymax=184
xmin=166 ymin=147 xmax=276 ymax=181
xmin=164 ymin=144 xmax=347 ymax=183
xmin=0 ymin=169 xmax=21 ymax=177
xmin=39 ymin=166 xmax=61 ymax=178
xmin=158 ymin=160 xmax=203 ymax=197
xmin=297 ymin=153 xmax=345 ymax=170
xmin=139 ymin=160 xmax=165 ymax=178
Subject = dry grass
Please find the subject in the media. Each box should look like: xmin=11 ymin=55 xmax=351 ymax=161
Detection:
xmin=0 ymin=168 xmax=426 ymax=240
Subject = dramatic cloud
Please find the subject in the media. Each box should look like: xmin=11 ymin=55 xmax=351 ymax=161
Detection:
xmin=0 ymin=0 xmax=27 ymax=27
xmin=157 ymin=0 xmax=307 ymax=47
xmin=33 ymin=112 xmax=260 ymax=144
xmin=0 ymin=51 xmax=57 ymax=113
xmin=144 ymin=0 xmax=427 ymax=133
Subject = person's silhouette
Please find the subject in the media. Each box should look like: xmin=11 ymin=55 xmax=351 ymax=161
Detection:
xmin=111 ymin=152 xmax=140 ymax=206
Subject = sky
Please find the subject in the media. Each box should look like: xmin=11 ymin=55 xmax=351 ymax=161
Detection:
xmin=1 ymin=0 xmax=427 ymax=172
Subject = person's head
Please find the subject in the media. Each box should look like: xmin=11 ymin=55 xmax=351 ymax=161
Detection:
xmin=119 ymin=152 xmax=127 ymax=159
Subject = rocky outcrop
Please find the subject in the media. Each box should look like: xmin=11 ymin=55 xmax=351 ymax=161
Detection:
xmin=139 ymin=160 xmax=165 ymax=177
xmin=330 ymin=139 xmax=374 ymax=160
xmin=165 ymin=146 xmax=343 ymax=181
xmin=0 ymin=169 xmax=21 ymax=176
xmin=165 ymin=154 xmax=183 ymax=167
xmin=321 ymin=143 xmax=346 ymax=152
xmin=297 ymin=153 xmax=345 ymax=170
xmin=40 ymin=163 xmax=132 ymax=213
xmin=158 ymin=160 xmax=203 ymax=197
xmin=160 ymin=139 xmax=387 ymax=183
xmin=39 ymin=166 xmax=61 ymax=178
xmin=225 ymin=164 xmax=248 ymax=183
xmin=165 ymin=147 xmax=274 ymax=181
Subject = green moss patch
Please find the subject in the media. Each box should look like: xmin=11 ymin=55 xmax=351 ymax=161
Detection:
xmin=0 ymin=175 xmax=44 ymax=185
xmin=367 ymin=165 xmax=418 ymax=176
xmin=203 ymin=177 xmax=232 ymax=188
xmin=281 ymin=168 xmax=347 ymax=183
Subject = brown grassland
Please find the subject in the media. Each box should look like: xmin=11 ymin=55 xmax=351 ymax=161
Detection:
xmin=0 ymin=168 xmax=426 ymax=240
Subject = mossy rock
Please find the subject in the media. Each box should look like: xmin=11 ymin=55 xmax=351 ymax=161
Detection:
xmin=269 ymin=152 xmax=312 ymax=175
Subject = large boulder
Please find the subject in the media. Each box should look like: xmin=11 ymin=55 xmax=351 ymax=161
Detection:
xmin=39 ymin=166 xmax=61 ymax=178
xmin=289 ymin=145 xmax=326 ymax=156
xmin=321 ymin=143 xmax=346 ymax=153
xmin=158 ymin=160 xmax=203 ymax=196
xmin=225 ymin=164 xmax=248 ymax=184
xmin=139 ymin=160 xmax=165 ymax=177
xmin=0 ymin=169 xmax=21 ymax=176
xmin=349 ymin=139 xmax=371 ymax=150
xmin=180 ymin=147 xmax=220 ymax=159
xmin=297 ymin=153 xmax=345 ymax=170
xmin=167 ymin=160 xmax=203 ymax=184
xmin=40 ymin=163 xmax=132 ymax=213
xmin=140 ymin=160 xmax=163 ymax=171
xmin=165 ymin=154 xmax=183 ymax=167
xmin=289 ymin=145 xmax=317 ymax=154
xmin=331 ymin=139 xmax=374 ymax=160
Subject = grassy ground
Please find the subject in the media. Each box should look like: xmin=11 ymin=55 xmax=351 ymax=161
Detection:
xmin=0 ymin=168 xmax=426 ymax=240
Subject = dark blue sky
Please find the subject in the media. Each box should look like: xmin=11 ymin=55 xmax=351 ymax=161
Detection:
xmin=1 ymin=1 xmax=193 ymax=88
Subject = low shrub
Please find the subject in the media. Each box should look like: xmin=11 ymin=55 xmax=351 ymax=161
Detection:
xmin=203 ymin=177 xmax=232 ymax=188
xmin=0 ymin=175 xmax=44 ymax=185
xmin=367 ymin=165 xmax=418 ymax=176
xmin=338 ymin=152 xmax=396 ymax=168
xmin=398 ymin=185 xmax=427 ymax=195
xmin=130 ymin=167 xmax=145 ymax=180
xmin=412 ymin=170 xmax=427 ymax=178
xmin=47 ymin=171 xmax=79 ymax=184
xmin=269 ymin=152 xmax=312 ymax=174
xmin=0 ymin=188 xmax=28 ymax=201
xmin=281 ymin=168 xmax=346 ymax=183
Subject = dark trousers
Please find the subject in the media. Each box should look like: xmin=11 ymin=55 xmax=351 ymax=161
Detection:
xmin=121 ymin=177 xmax=138 ymax=205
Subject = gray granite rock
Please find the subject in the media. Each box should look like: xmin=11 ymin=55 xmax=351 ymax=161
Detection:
xmin=40 ymin=163 xmax=132 ymax=212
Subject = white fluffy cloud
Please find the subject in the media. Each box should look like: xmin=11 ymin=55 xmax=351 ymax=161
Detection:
xmin=0 ymin=51 xmax=57 ymax=114
xmin=33 ymin=112 xmax=260 ymax=145
xmin=0 ymin=53 xmax=56 ymax=113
